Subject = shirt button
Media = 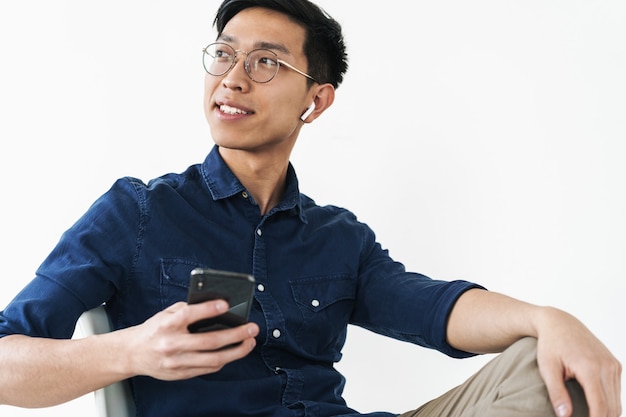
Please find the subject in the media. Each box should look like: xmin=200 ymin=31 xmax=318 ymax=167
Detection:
xmin=257 ymin=284 xmax=265 ymax=292
xmin=311 ymin=299 xmax=320 ymax=308
xmin=256 ymin=228 xmax=262 ymax=236
xmin=272 ymin=329 xmax=281 ymax=339
xmin=241 ymin=191 xmax=249 ymax=198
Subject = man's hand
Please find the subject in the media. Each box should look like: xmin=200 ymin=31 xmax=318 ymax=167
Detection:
xmin=0 ymin=299 xmax=259 ymax=408
xmin=123 ymin=300 xmax=259 ymax=381
xmin=535 ymin=307 xmax=622 ymax=417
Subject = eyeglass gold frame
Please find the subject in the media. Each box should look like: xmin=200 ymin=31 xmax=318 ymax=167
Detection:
xmin=202 ymin=42 xmax=317 ymax=84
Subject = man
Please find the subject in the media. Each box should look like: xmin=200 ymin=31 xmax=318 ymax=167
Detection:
xmin=0 ymin=0 xmax=621 ymax=416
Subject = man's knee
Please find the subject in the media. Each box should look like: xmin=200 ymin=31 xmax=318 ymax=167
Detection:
xmin=501 ymin=337 xmax=589 ymax=417
xmin=497 ymin=336 xmax=540 ymax=378
xmin=507 ymin=336 xmax=537 ymax=357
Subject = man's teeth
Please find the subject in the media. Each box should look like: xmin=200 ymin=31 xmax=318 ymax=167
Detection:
xmin=220 ymin=104 xmax=251 ymax=115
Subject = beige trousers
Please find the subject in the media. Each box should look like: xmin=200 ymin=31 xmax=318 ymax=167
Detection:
xmin=399 ymin=337 xmax=588 ymax=417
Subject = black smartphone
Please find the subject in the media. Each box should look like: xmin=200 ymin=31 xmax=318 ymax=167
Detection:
xmin=187 ymin=267 xmax=255 ymax=333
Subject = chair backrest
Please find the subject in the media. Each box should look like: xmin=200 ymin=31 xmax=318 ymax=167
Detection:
xmin=77 ymin=305 xmax=136 ymax=417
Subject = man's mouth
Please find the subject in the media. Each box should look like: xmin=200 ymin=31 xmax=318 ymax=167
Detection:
xmin=219 ymin=104 xmax=252 ymax=115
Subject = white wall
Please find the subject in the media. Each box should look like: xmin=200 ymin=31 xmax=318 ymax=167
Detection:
xmin=1 ymin=1 xmax=624 ymax=415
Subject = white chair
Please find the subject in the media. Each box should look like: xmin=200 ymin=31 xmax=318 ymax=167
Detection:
xmin=77 ymin=305 xmax=136 ymax=417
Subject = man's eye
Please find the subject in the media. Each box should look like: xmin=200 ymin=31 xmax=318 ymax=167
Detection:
xmin=215 ymin=50 xmax=232 ymax=60
xmin=257 ymin=56 xmax=278 ymax=68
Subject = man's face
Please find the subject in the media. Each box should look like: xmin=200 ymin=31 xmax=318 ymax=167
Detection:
xmin=203 ymin=7 xmax=313 ymax=154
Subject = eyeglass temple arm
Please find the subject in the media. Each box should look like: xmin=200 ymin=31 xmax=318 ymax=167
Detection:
xmin=278 ymin=59 xmax=317 ymax=82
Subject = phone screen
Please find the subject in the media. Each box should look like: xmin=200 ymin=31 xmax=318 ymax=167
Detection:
xmin=187 ymin=268 xmax=255 ymax=333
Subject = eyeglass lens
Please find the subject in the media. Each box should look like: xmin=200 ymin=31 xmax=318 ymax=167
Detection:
xmin=203 ymin=43 xmax=280 ymax=83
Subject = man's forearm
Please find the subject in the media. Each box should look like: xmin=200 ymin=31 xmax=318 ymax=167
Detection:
xmin=446 ymin=288 xmax=544 ymax=354
xmin=0 ymin=334 xmax=130 ymax=408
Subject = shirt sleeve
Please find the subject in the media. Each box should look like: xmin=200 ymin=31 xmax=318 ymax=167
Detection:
xmin=350 ymin=222 xmax=485 ymax=358
xmin=0 ymin=177 xmax=144 ymax=339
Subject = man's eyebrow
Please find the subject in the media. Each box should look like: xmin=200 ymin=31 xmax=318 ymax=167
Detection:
xmin=217 ymin=34 xmax=291 ymax=55
xmin=255 ymin=41 xmax=290 ymax=55
xmin=218 ymin=34 xmax=237 ymax=44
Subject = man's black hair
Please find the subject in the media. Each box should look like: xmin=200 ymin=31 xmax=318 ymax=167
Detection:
xmin=214 ymin=0 xmax=348 ymax=88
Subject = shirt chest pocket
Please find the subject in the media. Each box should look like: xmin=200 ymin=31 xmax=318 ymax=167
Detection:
xmin=160 ymin=259 xmax=205 ymax=309
xmin=290 ymin=276 xmax=356 ymax=358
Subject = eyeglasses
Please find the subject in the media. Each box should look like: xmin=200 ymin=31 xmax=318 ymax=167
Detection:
xmin=202 ymin=42 xmax=317 ymax=84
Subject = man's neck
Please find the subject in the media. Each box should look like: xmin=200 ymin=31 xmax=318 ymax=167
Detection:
xmin=218 ymin=147 xmax=289 ymax=216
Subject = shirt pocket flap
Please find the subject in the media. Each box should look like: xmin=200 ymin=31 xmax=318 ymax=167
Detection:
xmin=290 ymin=276 xmax=356 ymax=312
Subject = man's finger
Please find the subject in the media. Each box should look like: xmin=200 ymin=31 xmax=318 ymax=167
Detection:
xmin=540 ymin=364 xmax=573 ymax=417
xmin=182 ymin=299 xmax=229 ymax=326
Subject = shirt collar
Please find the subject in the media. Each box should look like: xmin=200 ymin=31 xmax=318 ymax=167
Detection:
xmin=201 ymin=145 xmax=307 ymax=223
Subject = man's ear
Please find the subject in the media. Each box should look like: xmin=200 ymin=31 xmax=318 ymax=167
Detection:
xmin=301 ymin=83 xmax=335 ymax=123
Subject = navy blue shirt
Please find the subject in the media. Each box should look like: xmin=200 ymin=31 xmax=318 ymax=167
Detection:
xmin=0 ymin=146 xmax=482 ymax=417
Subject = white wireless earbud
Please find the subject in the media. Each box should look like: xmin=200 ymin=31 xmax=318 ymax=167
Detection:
xmin=300 ymin=102 xmax=315 ymax=121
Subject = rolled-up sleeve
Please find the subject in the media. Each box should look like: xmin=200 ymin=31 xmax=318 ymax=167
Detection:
xmin=351 ymin=223 xmax=485 ymax=358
